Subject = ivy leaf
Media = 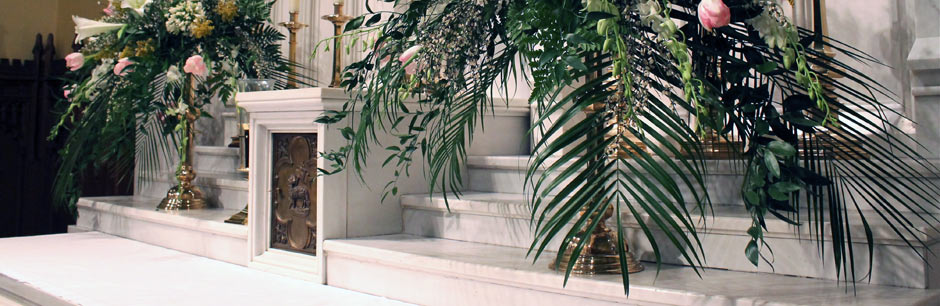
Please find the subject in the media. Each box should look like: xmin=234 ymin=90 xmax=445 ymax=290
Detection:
xmin=564 ymin=33 xmax=589 ymax=46
xmin=771 ymin=181 xmax=802 ymax=193
xmin=764 ymin=152 xmax=780 ymax=178
xmin=564 ymin=56 xmax=588 ymax=71
xmin=768 ymin=140 xmax=796 ymax=158
xmin=365 ymin=14 xmax=382 ymax=27
xmin=344 ymin=16 xmax=364 ymax=32
xmin=745 ymin=240 xmax=760 ymax=267
xmin=744 ymin=189 xmax=761 ymax=206
xmin=756 ymin=62 xmax=777 ymax=74
xmin=747 ymin=226 xmax=762 ymax=240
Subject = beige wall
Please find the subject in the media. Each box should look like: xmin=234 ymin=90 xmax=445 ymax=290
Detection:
xmin=0 ymin=0 xmax=102 ymax=59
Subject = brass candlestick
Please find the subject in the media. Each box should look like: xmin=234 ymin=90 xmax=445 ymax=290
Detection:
xmin=280 ymin=11 xmax=308 ymax=88
xmin=158 ymin=77 xmax=208 ymax=210
xmin=809 ymin=0 xmax=863 ymax=159
xmin=550 ymin=53 xmax=643 ymax=275
xmin=322 ymin=3 xmax=353 ymax=87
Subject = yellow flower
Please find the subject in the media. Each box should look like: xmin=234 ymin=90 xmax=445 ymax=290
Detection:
xmin=119 ymin=45 xmax=134 ymax=58
xmin=216 ymin=0 xmax=238 ymax=22
xmin=135 ymin=38 xmax=155 ymax=57
xmin=190 ymin=18 xmax=214 ymax=39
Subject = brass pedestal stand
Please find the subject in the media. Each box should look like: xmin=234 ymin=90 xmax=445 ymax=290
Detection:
xmin=225 ymin=206 xmax=249 ymax=225
xmin=808 ymin=0 xmax=866 ymax=160
xmin=280 ymin=11 xmax=308 ymax=88
xmin=549 ymin=204 xmax=644 ymax=274
xmin=550 ymin=91 xmax=644 ymax=275
xmin=158 ymin=109 xmax=208 ymax=210
xmin=697 ymin=132 xmax=743 ymax=159
xmin=321 ymin=3 xmax=353 ymax=87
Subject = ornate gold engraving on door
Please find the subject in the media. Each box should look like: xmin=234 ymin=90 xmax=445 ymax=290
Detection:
xmin=271 ymin=134 xmax=317 ymax=255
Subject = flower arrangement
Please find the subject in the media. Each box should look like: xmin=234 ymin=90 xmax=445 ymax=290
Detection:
xmin=51 ymin=0 xmax=295 ymax=214
xmin=319 ymin=0 xmax=940 ymax=291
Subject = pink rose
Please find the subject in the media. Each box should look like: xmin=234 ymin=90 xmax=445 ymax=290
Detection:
xmin=698 ymin=0 xmax=730 ymax=31
xmin=183 ymin=55 xmax=208 ymax=77
xmin=103 ymin=4 xmax=115 ymax=16
xmin=114 ymin=58 xmax=134 ymax=76
xmin=65 ymin=52 xmax=84 ymax=71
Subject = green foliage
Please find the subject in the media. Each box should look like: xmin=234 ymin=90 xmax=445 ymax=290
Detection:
xmin=52 ymin=0 xmax=298 ymax=217
xmin=319 ymin=0 xmax=940 ymax=294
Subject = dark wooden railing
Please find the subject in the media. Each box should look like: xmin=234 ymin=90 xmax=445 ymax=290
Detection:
xmin=0 ymin=34 xmax=69 ymax=237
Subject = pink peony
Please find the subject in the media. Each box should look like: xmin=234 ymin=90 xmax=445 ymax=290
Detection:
xmin=65 ymin=52 xmax=84 ymax=71
xmin=114 ymin=57 xmax=134 ymax=76
xmin=183 ymin=55 xmax=208 ymax=77
xmin=698 ymin=0 xmax=730 ymax=31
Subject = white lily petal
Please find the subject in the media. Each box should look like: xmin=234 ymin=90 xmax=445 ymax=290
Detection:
xmin=121 ymin=0 xmax=153 ymax=14
xmin=73 ymin=16 xmax=125 ymax=43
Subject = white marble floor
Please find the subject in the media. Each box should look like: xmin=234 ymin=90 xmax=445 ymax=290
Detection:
xmin=0 ymin=232 xmax=412 ymax=306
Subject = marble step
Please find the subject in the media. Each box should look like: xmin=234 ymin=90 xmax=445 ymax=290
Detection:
xmin=194 ymin=145 xmax=242 ymax=175
xmin=401 ymin=192 xmax=940 ymax=288
xmin=465 ymin=155 xmax=940 ymax=213
xmin=0 ymin=232 xmax=410 ymax=306
xmin=324 ymin=234 xmax=940 ymax=306
xmin=73 ymin=196 xmax=248 ymax=266
xmin=138 ymin=169 xmax=247 ymax=210
xmin=222 ymin=109 xmax=240 ymax=146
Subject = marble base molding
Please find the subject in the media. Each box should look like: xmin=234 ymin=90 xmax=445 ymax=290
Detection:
xmin=73 ymin=196 xmax=248 ymax=265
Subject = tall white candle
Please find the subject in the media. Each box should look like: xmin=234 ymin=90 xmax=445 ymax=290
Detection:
xmin=290 ymin=0 xmax=299 ymax=12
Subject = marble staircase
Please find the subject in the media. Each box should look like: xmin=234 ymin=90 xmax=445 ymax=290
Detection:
xmin=399 ymin=155 xmax=940 ymax=289
xmin=73 ymin=110 xmax=250 ymax=266
xmin=323 ymin=234 xmax=940 ymax=306
xmin=48 ymin=87 xmax=940 ymax=306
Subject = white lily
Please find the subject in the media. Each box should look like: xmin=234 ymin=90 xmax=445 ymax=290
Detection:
xmin=122 ymin=0 xmax=153 ymax=15
xmin=73 ymin=16 xmax=125 ymax=43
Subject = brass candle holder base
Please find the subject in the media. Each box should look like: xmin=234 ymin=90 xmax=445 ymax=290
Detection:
xmin=550 ymin=204 xmax=644 ymax=275
xmin=225 ymin=205 xmax=249 ymax=225
xmin=157 ymin=165 xmax=208 ymax=210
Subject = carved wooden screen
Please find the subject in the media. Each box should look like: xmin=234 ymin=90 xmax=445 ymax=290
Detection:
xmin=271 ymin=133 xmax=318 ymax=255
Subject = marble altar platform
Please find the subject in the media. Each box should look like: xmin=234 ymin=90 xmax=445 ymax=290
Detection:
xmin=0 ymin=232 xmax=411 ymax=306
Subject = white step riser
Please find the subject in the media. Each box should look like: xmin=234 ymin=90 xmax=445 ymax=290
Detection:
xmin=466 ymin=166 xmax=940 ymax=214
xmin=402 ymin=201 xmax=939 ymax=288
xmin=326 ymin=253 xmax=635 ymax=306
xmin=137 ymin=175 xmax=247 ymax=210
xmin=324 ymin=235 xmax=940 ymax=306
xmin=194 ymin=146 xmax=241 ymax=175
xmin=74 ymin=198 xmax=248 ymax=266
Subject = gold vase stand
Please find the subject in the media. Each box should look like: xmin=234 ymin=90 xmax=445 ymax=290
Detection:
xmin=550 ymin=204 xmax=644 ymax=274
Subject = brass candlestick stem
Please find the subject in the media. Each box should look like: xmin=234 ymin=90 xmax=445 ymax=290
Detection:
xmin=809 ymin=0 xmax=863 ymax=159
xmin=280 ymin=11 xmax=308 ymax=88
xmin=158 ymin=76 xmax=208 ymax=210
xmin=550 ymin=53 xmax=643 ymax=275
xmin=322 ymin=3 xmax=353 ymax=88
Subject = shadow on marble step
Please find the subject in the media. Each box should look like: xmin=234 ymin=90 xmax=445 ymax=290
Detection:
xmin=466 ymin=156 xmax=940 ymax=214
xmin=137 ymin=171 xmax=247 ymax=210
xmin=74 ymin=196 xmax=248 ymax=265
xmin=324 ymin=234 xmax=940 ymax=306
xmin=401 ymin=193 xmax=940 ymax=289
